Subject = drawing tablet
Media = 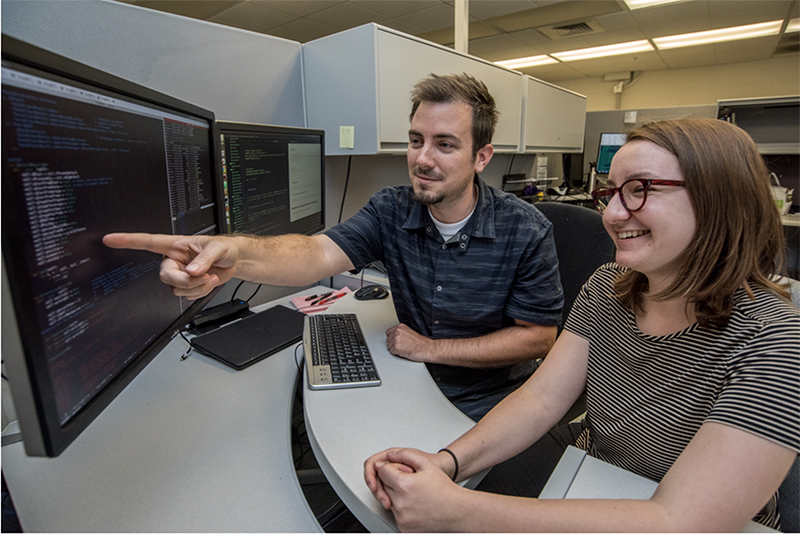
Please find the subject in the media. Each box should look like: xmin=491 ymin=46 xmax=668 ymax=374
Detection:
xmin=190 ymin=305 xmax=305 ymax=370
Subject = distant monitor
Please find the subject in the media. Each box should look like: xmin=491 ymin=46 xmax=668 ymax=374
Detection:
xmin=1 ymin=36 xmax=221 ymax=457
xmin=596 ymin=133 xmax=627 ymax=175
xmin=217 ymin=121 xmax=325 ymax=236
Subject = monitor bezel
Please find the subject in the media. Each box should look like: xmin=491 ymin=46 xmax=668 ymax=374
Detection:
xmin=215 ymin=120 xmax=326 ymax=237
xmin=1 ymin=35 xmax=222 ymax=457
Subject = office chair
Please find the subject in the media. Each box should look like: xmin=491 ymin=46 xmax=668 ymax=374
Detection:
xmin=536 ymin=202 xmax=615 ymax=425
xmin=536 ymin=202 xmax=615 ymax=330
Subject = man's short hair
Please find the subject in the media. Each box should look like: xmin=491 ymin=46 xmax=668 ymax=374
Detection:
xmin=409 ymin=73 xmax=499 ymax=158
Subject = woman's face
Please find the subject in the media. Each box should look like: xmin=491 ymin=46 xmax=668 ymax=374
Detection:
xmin=603 ymin=140 xmax=696 ymax=289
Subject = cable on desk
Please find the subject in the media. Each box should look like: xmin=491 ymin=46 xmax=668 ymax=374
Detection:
xmin=244 ymin=284 xmax=261 ymax=303
xmin=177 ymin=330 xmax=193 ymax=361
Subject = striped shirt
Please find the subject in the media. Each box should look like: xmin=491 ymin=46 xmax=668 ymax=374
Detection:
xmin=325 ymin=175 xmax=563 ymax=399
xmin=565 ymin=263 xmax=800 ymax=529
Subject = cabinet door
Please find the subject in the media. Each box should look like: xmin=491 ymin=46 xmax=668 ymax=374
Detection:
xmin=524 ymin=77 xmax=586 ymax=153
xmin=377 ymin=30 xmax=523 ymax=153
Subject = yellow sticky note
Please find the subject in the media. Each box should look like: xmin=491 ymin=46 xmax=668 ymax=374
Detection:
xmin=339 ymin=126 xmax=354 ymax=149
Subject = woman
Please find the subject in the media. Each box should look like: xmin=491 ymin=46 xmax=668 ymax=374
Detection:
xmin=364 ymin=119 xmax=799 ymax=532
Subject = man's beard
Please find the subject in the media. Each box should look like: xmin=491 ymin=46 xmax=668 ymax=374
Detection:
xmin=413 ymin=189 xmax=445 ymax=206
xmin=411 ymin=167 xmax=445 ymax=206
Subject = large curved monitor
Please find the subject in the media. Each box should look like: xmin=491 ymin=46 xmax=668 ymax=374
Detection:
xmin=217 ymin=121 xmax=325 ymax=237
xmin=1 ymin=36 xmax=222 ymax=457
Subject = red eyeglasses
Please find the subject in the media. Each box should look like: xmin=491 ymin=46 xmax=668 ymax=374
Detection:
xmin=591 ymin=179 xmax=686 ymax=213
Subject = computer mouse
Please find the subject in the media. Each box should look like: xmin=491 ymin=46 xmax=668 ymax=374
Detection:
xmin=354 ymin=285 xmax=389 ymax=300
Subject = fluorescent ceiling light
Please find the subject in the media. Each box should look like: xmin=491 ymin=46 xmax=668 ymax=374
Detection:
xmin=787 ymin=18 xmax=800 ymax=33
xmin=495 ymin=55 xmax=558 ymax=69
xmin=551 ymin=40 xmax=654 ymax=61
xmin=624 ymin=0 xmax=685 ymax=9
xmin=653 ymin=20 xmax=783 ymax=49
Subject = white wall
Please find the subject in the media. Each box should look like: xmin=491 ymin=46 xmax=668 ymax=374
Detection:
xmin=555 ymin=56 xmax=800 ymax=112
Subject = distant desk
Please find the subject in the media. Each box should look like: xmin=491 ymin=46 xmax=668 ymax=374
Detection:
xmin=782 ymin=213 xmax=800 ymax=227
xmin=523 ymin=192 xmax=593 ymax=206
xmin=302 ymin=293 xmax=482 ymax=532
xmin=540 ymin=446 xmax=774 ymax=533
xmin=1 ymin=288 xmax=325 ymax=532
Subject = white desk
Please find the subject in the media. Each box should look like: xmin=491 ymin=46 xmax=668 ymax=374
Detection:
xmin=1 ymin=289 xmax=324 ymax=532
xmin=302 ymin=293 xmax=483 ymax=532
xmin=540 ymin=446 xmax=775 ymax=532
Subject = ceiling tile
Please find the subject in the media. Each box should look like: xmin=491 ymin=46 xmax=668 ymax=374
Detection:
xmin=351 ymin=0 xmax=444 ymax=19
xmin=421 ymin=20 xmax=501 ymax=44
xmin=307 ymin=3 xmax=390 ymax=29
xmin=711 ymin=4 xmax=790 ymax=29
xmin=133 ymin=0 xmax=240 ymax=20
xmin=518 ymin=62 xmax=587 ymax=81
xmin=593 ymin=11 xmax=639 ymax=32
xmin=466 ymin=0 xmax=538 ymax=19
xmin=378 ymin=19 xmax=430 ymax=36
xmin=490 ymin=0 xmax=622 ymax=33
xmin=251 ymin=1 xmax=341 ymax=17
xmin=268 ymin=17 xmax=339 ymax=42
xmin=468 ymin=33 xmax=532 ymax=55
xmin=508 ymin=27 xmax=558 ymax=47
xmin=479 ymin=46 xmax=547 ymax=61
xmin=564 ymin=51 xmax=668 ymax=75
xmin=628 ymin=1 xmax=711 ymax=34
xmin=209 ymin=2 xmax=297 ymax=32
xmin=395 ymin=4 xmax=457 ymax=32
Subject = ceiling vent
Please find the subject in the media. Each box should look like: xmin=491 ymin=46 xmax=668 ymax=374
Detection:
xmin=538 ymin=19 xmax=606 ymax=40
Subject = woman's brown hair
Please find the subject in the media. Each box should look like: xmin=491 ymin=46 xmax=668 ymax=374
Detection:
xmin=614 ymin=118 xmax=788 ymax=327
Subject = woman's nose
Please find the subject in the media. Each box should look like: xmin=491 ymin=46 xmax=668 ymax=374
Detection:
xmin=602 ymin=191 xmax=630 ymax=224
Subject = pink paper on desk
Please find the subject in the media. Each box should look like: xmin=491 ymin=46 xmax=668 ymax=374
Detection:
xmin=291 ymin=287 xmax=352 ymax=314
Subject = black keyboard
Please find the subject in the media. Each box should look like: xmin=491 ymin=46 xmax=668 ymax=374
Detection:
xmin=304 ymin=314 xmax=381 ymax=390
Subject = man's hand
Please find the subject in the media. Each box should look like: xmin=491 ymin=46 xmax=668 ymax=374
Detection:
xmin=385 ymin=323 xmax=434 ymax=362
xmin=103 ymin=233 xmax=238 ymax=299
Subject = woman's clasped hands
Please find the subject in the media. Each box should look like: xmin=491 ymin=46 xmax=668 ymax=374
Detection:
xmin=364 ymin=448 xmax=468 ymax=532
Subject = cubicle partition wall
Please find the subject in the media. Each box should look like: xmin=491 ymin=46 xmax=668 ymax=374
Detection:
xmin=582 ymin=105 xmax=718 ymax=184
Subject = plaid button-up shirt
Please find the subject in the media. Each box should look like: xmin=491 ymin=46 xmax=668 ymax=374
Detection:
xmin=326 ymin=175 xmax=563 ymax=400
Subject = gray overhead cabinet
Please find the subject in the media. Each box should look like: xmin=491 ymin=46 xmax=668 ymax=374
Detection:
xmin=522 ymin=75 xmax=587 ymax=153
xmin=302 ymin=23 xmax=586 ymax=156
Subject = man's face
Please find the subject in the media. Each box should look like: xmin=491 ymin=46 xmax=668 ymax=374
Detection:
xmin=407 ymin=101 xmax=491 ymax=213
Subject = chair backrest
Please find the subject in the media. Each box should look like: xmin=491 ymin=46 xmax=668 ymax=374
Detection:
xmin=536 ymin=202 xmax=615 ymax=331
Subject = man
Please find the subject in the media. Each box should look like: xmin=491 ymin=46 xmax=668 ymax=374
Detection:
xmin=104 ymin=73 xmax=563 ymax=420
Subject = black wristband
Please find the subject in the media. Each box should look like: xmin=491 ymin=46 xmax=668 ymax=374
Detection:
xmin=438 ymin=448 xmax=459 ymax=482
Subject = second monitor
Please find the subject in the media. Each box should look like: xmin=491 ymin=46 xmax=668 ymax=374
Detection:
xmin=217 ymin=121 xmax=325 ymax=237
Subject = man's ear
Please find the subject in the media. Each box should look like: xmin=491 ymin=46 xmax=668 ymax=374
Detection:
xmin=473 ymin=144 xmax=494 ymax=173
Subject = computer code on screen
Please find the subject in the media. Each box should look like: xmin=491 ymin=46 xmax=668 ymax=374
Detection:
xmin=2 ymin=64 xmax=216 ymax=424
xmin=220 ymin=128 xmax=323 ymax=236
